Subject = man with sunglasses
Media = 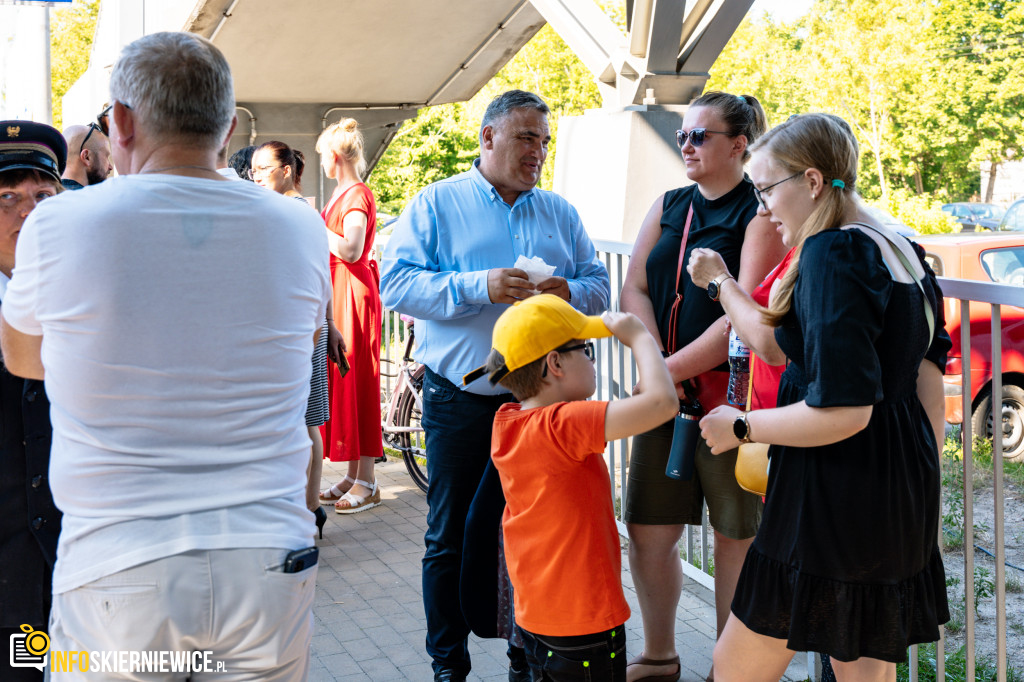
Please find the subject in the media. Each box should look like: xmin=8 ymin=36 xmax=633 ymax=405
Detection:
xmin=1 ymin=33 xmax=329 ymax=680
xmin=59 ymin=122 xmax=112 ymax=189
xmin=381 ymin=90 xmax=610 ymax=682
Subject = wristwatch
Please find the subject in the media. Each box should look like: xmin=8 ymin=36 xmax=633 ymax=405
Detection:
xmin=707 ymin=273 xmax=734 ymax=302
xmin=733 ymin=412 xmax=752 ymax=443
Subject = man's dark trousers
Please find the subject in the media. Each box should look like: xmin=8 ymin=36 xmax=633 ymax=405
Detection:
xmin=420 ymin=367 xmax=513 ymax=675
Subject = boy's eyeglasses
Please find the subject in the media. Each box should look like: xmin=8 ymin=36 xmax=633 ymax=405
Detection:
xmin=541 ymin=341 xmax=596 ymax=377
xmin=558 ymin=341 xmax=595 ymax=361
xmin=753 ymin=171 xmax=803 ymax=208
xmin=675 ymin=128 xmax=732 ymax=148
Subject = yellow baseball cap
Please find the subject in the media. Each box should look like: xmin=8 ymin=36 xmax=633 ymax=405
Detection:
xmin=463 ymin=294 xmax=611 ymax=385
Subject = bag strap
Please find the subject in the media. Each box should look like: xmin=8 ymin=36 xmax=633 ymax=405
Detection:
xmin=666 ymin=203 xmax=695 ymax=354
xmin=841 ymin=222 xmax=935 ymax=340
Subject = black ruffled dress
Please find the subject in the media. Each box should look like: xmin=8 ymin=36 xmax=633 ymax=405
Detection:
xmin=731 ymin=228 xmax=951 ymax=663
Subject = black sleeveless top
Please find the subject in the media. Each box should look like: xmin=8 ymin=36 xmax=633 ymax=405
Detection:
xmin=645 ymin=178 xmax=759 ymax=354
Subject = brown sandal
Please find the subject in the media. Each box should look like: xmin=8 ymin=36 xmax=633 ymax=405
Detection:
xmin=627 ymin=654 xmax=680 ymax=682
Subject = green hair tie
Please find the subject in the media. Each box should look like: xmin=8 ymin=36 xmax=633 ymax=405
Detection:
xmin=832 ymin=179 xmax=845 ymax=189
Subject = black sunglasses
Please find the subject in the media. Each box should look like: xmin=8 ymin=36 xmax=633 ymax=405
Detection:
xmin=541 ymin=341 xmax=596 ymax=377
xmin=95 ymin=103 xmax=113 ymax=136
xmin=753 ymin=171 xmax=803 ymax=207
xmin=675 ymin=128 xmax=733 ymax=149
xmin=95 ymin=101 xmax=132 ymax=137
xmin=79 ymin=122 xmax=103 ymax=154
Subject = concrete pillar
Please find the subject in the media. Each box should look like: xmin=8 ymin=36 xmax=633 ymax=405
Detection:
xmin=553 ymin=104 xmax=690 ymax=244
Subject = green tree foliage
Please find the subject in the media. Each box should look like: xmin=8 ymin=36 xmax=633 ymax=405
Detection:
xmin=708 ymin=0 xmax=1024 ymax=214
xmin=370 ymin=23 xmax=602 ymax=217
xmin=931 ymin=0 xmax=1024 ymax=202
xmin=50 ymin=0 xmax=100 ymax=130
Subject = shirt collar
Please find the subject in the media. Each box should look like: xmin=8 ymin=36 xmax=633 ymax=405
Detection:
xmin=469 ymin=159 xmax=535 ymax=206
xmin=0 ymin=270 xmax=9 ymax=301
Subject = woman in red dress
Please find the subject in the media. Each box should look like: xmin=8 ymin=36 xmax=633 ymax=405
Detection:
xmin=316 ymin=118 xmax=384 ymax=513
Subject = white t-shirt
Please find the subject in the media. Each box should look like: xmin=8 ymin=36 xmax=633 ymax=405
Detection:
xmin=2 ymin=174 xmax=331 ymax=593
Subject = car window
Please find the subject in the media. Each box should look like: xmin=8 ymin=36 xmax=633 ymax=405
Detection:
xmin=980 ymin=204 xmax=1004 ymax=221
xmin=980 ymin=247 xmax=1024 ymax=285
xmin=923 ymin=252 xmax=943 ymax=277
xmin=1005 ymin=204 xmax=1024 ymax=231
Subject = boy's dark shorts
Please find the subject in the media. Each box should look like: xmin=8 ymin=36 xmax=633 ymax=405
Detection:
xmin=623 ymin=419 xmax=762 ymax=539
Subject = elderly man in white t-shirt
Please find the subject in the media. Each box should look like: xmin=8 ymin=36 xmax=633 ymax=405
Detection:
xmin=0 ymin=32 xmax=330 ymax=681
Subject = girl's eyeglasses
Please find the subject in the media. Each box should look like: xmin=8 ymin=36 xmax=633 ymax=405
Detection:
xmin=753 ymin=172 xmax=803 ymax=207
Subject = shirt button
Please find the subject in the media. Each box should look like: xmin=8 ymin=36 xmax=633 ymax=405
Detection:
xmin=32 ymin=517 xmax=44 ymax=530
xmin=31 ymin=475 xmax=43 ymax=488
xmin=26 ymin=390 xmax=37 ymax=402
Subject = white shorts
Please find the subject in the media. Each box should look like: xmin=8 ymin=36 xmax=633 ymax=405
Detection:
xmin=48 ymin=547 xmax=317 ymax=681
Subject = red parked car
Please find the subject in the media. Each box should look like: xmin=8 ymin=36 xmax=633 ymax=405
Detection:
xmin=912 ymin=233 xmax=1024 ymax=462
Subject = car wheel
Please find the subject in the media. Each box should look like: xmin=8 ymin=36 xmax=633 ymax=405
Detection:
xmin=972 ymin=383 xmax=1024 ymax=463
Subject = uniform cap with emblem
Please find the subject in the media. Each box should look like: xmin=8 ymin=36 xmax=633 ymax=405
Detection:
xmin=463 ymin=294 xmax=613 ymax=385
xmin=0 ymin=120 xmax=68 ymax=183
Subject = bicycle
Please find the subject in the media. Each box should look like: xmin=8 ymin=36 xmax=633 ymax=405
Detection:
xmin=380 ymin=322 xmax=428 ymax=492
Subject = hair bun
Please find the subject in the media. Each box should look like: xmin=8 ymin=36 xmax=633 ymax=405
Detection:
xmin=342 ymin=118 xmax=359 ymax=132
xmin=293 ymin=149 xmax=305 ymax=162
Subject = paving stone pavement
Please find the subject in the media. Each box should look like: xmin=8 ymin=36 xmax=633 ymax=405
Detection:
xmin=310 ymin=457 xmax=807 ymax=681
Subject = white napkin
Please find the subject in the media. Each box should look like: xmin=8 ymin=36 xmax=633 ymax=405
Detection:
xmin=513 ymin=255 xmax=556 ymax=293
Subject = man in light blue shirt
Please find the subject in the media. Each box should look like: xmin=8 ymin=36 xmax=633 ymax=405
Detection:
xmin=380 ymin=90 xmax=609 ymax=682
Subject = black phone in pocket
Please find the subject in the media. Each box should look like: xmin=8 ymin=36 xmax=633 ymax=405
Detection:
xmin=283 ymin=547 xmax=319 ymax=573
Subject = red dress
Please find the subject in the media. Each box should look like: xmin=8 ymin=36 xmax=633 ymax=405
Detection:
xmin=320 ymin=183 xmax=383 ymax=462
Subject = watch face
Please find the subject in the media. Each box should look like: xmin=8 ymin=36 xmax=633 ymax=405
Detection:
xmin=733 ymin=415 xmax=748 ymax=441
xmin=708 ymin=281 xmax=720 ymax=301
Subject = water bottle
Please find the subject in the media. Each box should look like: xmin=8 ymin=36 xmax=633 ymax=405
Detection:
xmin=727 ymin=330 xmax=750 ymax=407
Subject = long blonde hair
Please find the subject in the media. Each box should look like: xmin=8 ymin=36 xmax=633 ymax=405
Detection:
xmin=753 ymin=113 xmax=860 ymax=326
xmin=316 ymin=117 xmax=366 ymax=177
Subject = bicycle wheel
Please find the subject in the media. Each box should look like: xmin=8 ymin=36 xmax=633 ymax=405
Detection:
xmin=397 ymin=365 xmax=428 ymax=492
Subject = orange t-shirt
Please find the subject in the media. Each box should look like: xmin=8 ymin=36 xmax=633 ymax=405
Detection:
xmin=491 ymin=400 xmax=630 ymax=636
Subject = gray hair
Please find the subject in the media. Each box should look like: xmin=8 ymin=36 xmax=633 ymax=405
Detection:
xmin=479 ymin=90 xmax=550 ymax=139
xmin=109 ymin=32 xmax=234 ymax=148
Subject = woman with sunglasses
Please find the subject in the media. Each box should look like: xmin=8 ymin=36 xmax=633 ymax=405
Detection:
xmin=620 ymin=91 xmax=787 ymax=682
xmin=699 ymin=113 xmax=949 ymax=681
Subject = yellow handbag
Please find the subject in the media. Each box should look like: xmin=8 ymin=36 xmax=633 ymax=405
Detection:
xmin=734 ymin=356 xmax=770 ymax=496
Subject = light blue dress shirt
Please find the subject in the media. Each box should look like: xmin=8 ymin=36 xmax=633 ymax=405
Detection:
xmin=380 ymin=160 xmax=611 ymax=395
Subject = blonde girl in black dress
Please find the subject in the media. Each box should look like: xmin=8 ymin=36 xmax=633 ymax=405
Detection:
xmin=699 ymin=113 xmax=949 ymax=681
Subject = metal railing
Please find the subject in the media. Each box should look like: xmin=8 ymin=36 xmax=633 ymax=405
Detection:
xmin=928 ymin=275 xmax=1022 ymax=682
xmin=591 ymin=238 xmax=717 ymax=589
xmin=376 ymin=238 xmax=1018 ymax=680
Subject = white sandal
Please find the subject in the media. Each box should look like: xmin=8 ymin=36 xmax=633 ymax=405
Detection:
xmin=318 ymin=476 xmax=355 ymax=505
xmin=335 ymin=478 xmax=381 ymax=514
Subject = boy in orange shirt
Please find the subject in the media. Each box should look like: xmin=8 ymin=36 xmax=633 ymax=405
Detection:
xmin=463 ymin=294 xmax=677 ymax=681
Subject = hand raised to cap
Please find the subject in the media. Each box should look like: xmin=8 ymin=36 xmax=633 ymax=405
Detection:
xmin=601 ymin=311 xmax=648 ymax=348
xmin=487 ymin=268 xmax=535 ymax=304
